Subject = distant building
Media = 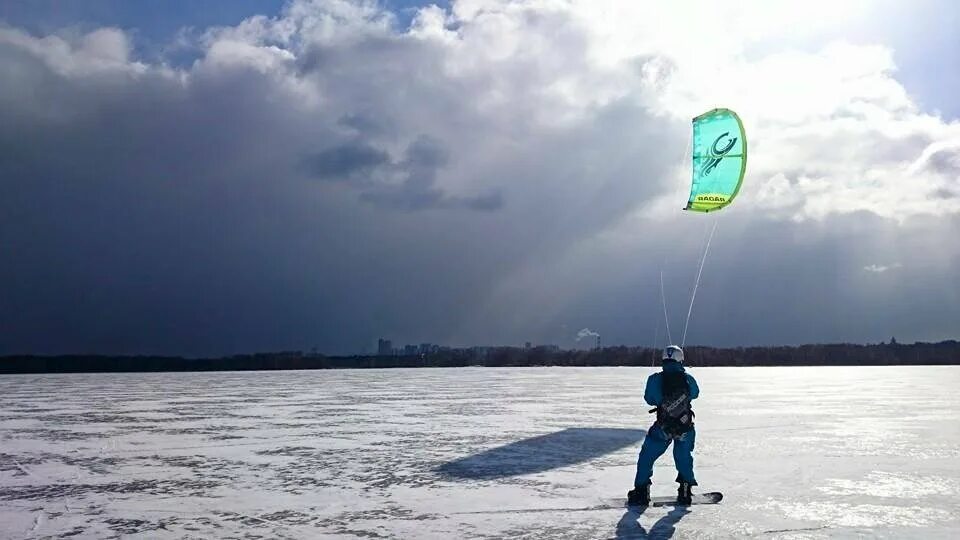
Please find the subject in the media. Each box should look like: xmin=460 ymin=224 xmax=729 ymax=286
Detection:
xmin=524 ymin=341 xmax=532 ymax=349
xmin=377 ymin=338 xmax=393 ymax=356
xmin=403 ymin=344 xmax=418 ymax=356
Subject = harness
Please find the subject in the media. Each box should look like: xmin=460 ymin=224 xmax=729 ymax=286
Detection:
xmin=653 ymin=371 xmax=695 ymax=438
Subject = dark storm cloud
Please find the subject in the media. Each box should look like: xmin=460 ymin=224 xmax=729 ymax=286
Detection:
xmin=303 ymin=141 xmax=390 ymax=180
xmin=374 ymin=135 xmax=504 ymax=212
xmin=0 ymin=10 xmax=678 ymax=356
xmin=304 ymin=135 xmax=503 ymax=211
xmin=337 ymin=112 xmax=385 ymax=135
xmin=358 ymin=186 xmax=504 ymax=212
xmin=495 ymin=211 xmax=960 ymax=350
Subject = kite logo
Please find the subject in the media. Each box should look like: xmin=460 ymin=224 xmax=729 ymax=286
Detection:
xmin=700 ymin=132 xmax=737 ymax=176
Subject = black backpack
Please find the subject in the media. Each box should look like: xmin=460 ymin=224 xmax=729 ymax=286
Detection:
xmin=656 ymin=371 xmax=695 ymax=437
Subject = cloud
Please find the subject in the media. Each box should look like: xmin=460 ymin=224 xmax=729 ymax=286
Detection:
xmin=864 ymin=263 xmax=902 ymax=273
xmin=0 ymin=1 xmax=958 ymax=355
xmin=304 ymin=135 xmax=504 ymax=211
xmin=303 ymin=141 xmax=390 ymax=181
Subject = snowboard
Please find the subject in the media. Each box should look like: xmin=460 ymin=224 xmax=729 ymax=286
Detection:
xmin=623 ymin=491 xmax=723 ymax=508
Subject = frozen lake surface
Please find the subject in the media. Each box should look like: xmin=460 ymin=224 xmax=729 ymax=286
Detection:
xmin=1 ymin=366 xmax=959 ymax=539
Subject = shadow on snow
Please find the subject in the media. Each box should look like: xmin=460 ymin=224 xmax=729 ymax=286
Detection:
xmin=436 ymin=427 xmax=644 ymax=480
xmin=616 ymin=506 xmax=690 ymax=540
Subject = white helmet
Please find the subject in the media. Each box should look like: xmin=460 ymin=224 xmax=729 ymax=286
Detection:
xmin=662 ymin=345 xmax=684 ymax=364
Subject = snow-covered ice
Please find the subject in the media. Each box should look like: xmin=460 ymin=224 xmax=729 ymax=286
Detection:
xmin=1 ymin=366 xmax=958 ymax=539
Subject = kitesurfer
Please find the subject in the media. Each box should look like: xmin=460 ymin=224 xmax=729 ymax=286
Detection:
xmin=627 ymin=345 xmax=699 ymax=505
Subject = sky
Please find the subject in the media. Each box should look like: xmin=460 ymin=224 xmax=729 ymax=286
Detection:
xmin=0 ymin=0 xmax=958 ymax=356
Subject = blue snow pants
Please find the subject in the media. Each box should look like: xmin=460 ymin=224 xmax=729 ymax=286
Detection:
xmin=633 ymin=424 xmax=697 ymax=487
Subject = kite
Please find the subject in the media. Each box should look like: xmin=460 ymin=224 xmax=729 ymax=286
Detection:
xmin=685 ymin=108 xmax=747 ymax=212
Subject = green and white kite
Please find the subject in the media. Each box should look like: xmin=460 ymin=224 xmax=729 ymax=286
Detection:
xmin=685 ymin=108 xmax=747 ymax=212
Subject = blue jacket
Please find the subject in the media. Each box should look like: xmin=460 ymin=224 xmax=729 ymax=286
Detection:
xmin=644 ymin=361 xmax=699 ymax=406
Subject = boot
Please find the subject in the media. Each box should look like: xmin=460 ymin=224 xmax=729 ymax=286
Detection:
xmin=677 ymin=481 xmax=692 ymax=504
xmin=627 ymin=483 xmax=650 ymax=506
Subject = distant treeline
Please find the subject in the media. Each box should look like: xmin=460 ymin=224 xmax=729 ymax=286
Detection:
xmin=1 ymin=340 xmax=958 ymax=374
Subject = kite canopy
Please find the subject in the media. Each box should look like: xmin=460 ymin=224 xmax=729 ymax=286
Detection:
xmin=685 ymin=108 xmax=747 ymax=212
